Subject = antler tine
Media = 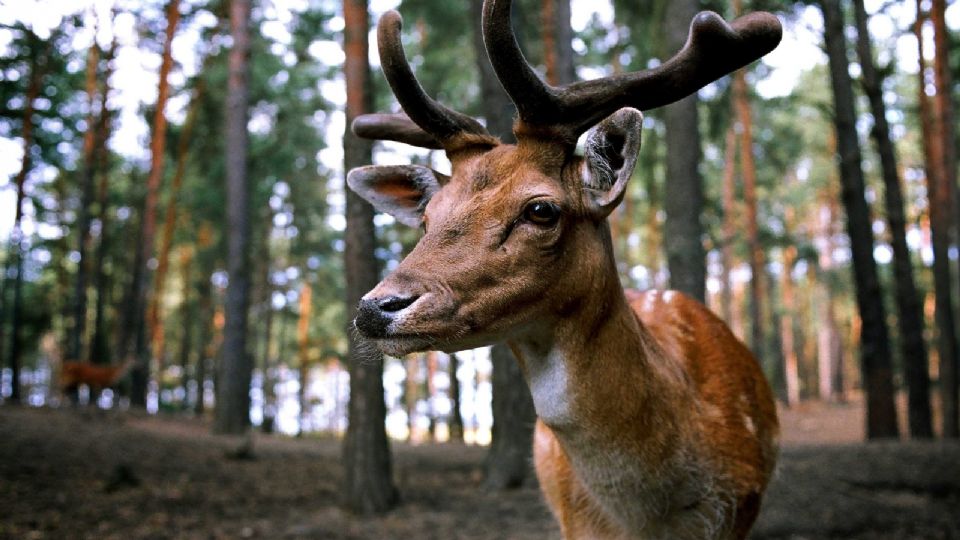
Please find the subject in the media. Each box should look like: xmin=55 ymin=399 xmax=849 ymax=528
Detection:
xmin=352 ymin=113 xmax=443 ymax=149
xmin=375 ymin=10 xmax=492 ymax=148
xmin=482 ymin=0 xmax=782 ymax=144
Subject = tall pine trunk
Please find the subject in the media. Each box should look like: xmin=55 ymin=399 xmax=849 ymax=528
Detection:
xmin=917 ymin=0 xmax=959 ymax=438
xmin=816 ymin=195 xmax=844 ymax=402
xmin=781 ymin=209 xmax=800 ymax=407
xmin=541 ymin=0 xmax=575 ymax=86
xmin=853 ymin=0 xmax=932 ymax=437
xmin=4 ymin=43 xmax=44 ymax=404
xmin=931 ymin=0 xmax=958 ymax=439
xmin=89 ymin=35 xmax=117 ymax=365
xmin=720 ymin=125 xmax=737 ymax=326
xmin=297 ymin=282 xmax=312 ymax=434
xmin=820 ymin=0 xmax=898 ymax=438
xmin=149 ymin=82 xmax=203 ymax=371
xmin=732 ymin=66 xmax=765 ymax=360
xmin=126 ymin=0 xmax=181 ymax=407
xmin=68 ymin=41 xmax=101 ymax=363
xmin=214 ymin=0 xmax=253 ymax=435
xmin=470 ymin=0 xmax=537 ymax=490
xmin=662 ymin=0 xmax=705 ymax=302
xmin=448 ymin=353 xmax=464 ymax=443
xmin=341 ymin=0 xmax=398 ymax=513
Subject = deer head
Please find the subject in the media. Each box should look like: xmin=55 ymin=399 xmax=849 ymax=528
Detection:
xmin=348 ymin=0 xmax=781 ymax=357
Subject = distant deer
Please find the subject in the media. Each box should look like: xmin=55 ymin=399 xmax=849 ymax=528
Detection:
xmin=347 ymin=1 xmax=781 ymax=537
xmin=61 ymin=358 xmax=135 ymax=401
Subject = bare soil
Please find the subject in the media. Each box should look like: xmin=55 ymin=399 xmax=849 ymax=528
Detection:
xmin=1 ymin=403 xmax=958 ymax=539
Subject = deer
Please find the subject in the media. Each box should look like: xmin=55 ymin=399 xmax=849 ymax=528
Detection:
xmin=346 ymin=1 xmax=782 ymax=537
xmin=60 ymin=358 xmax=135 ymax=402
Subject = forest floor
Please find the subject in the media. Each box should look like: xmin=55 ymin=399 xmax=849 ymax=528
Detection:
xmin=2 ymin=401 xmax=959 ymax=540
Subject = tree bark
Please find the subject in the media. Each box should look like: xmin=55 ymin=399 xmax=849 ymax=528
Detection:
xmin=853 ymin=0 xmax=932 ymax=438
xmin=720 ymin=125 xmax=737 ymax=326
xmin=661 ymin=0 xmax=705 ymax=302
xmin=917 ymin=0 xmax=959 ymax=438
xmin=213 ymin=0 xmax=253 ymax=435
xmin=4 ymin=40 xmax=45 ymax=404
xmin=816 ymin=195 xmax=844 ymax=402
xmin=297 ymin=282 xmax=312 ymax=434
xmin=341 ymin=0 xmax=398 ymax=514
xmin=177 ymin=246 xmax=194 ymax=409
xmin=482 ymin=343 xmax=536 ymax=489
xmin=448 ymin=353 xmax=464 ymax=443
xmin=470 ymin=0 xmax=537 ymax=489
xmin=541 ymin=0 xmax=575 ymax=86
xmin=781 ymin=218 xmax=800 ymax=407
xmin=732 ymin=62 xmax=765 ymax=360
xmin=149 ymin=81 xmax=203 ymax=372
xmin=68 ymin=41 xmax=101 ymax=363
xmin=469 ymin=0 xmax=516 ymax=142
xmin=820 ymin=0 xmax=898 ymax=439
xmin=89 ymin=35 xmax=118 ymax=365
xmin=405 ymin=354 xmax=419 ymax=440
xmin=126 ymin=0 xmax=181 ymax=407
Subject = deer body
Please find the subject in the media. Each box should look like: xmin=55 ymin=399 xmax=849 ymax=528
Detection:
xmin=345 ymin=1 xmax=782 ymax=537
xmin=61 ymin=359 xmax=133 ymax=395
xmin=527 ymin=288 xmax=777 ymax=539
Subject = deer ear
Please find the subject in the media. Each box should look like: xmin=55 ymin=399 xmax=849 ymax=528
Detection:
xmin=581 ymin=108 xmax=643 ymax=217
xmin=346 ymin=165 xmax=446 ymax=227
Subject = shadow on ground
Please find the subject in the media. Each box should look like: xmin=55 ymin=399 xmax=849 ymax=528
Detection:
xmin=1 ymin=406 xmax=958 ymax=539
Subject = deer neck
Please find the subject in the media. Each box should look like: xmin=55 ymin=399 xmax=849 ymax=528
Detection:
xmin=508 ymin=231 xmax=698 ymax=465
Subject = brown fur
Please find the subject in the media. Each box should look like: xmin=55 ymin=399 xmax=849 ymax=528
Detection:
xmin=61 ymin=359 xmax=133 ymax=396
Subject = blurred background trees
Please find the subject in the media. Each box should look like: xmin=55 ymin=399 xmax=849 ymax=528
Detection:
xmin=1 ymin=0 xmax=959 ymax=512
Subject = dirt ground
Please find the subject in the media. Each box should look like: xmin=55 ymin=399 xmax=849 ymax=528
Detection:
xmin=1 ymin=403 xmax=959 ymax=540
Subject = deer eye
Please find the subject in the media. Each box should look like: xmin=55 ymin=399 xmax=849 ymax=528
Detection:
xmin=523 ymin=201 xmax=561 ymax=227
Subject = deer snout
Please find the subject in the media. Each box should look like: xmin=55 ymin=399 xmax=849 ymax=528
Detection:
xmin=355 ymin=294 xmax=421 ymax=338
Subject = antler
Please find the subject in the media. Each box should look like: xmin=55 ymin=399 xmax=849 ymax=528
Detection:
xmin=482 ymin=0 xmax=782 ymax=144
xmin=356 ymin=10 xmax=496 ymax=151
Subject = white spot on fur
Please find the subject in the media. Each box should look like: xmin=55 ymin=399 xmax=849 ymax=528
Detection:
xmin=642 ymin=290 xmax=659 ymax=313
xmin=527 ymin=350 xmax=572 ymax=426
xmin=663 ymin=290 xmax=676 ymax=304
xmin=743 ymin=414 xmax=757 ymax=434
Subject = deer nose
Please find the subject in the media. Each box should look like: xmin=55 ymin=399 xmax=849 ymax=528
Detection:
xmin=355 ymin=295 xmax=420 ymax=338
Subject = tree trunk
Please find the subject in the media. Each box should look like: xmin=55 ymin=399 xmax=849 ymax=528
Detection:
xmin=426 ymin=351 xmax=438 ymax=440
xmin=89 ymin=36 xmax=118 ymax=365
xmin=193 ymin=274 xmax=213 ymax=415
xmin=448 ymin=353 xmax=464 ymax=443
xmin=931 ymin=0 xmax=959 ymax=439
xmin=4 ymin=44 xmax=44 ymax=404
xmin=917 ymin=0 xmax=959 ymax=438
xmin=469 ymin=0 xmax=537 ymax=489
xmin=149 ymin=81 xmax=203 ymax=372
xmin=853 ymin=0 xmax=932 ymax=438
xmin=68 ymin=41 xmax=101 ymax=363
xmin=177 ymin=246 xmax=194 ymax=409
xmin=720 ymin=125 xmax=737 ymax=325
xmin=781 ymin=224 xmax=800 ymax=407
xmin=541 ymin=0 xmax=575 ymax=86
xmin=126 ymin=0 xmax=181 ymax=407
xmin=214 ymin=0 xmax=252 ymax=435
xmin=816 ymin=197 xmax=844 ymax=402
xmin=341 ymin=0 xmax=398 ymax=514
xmin=405 ymin=354 xmax=419 ymax=440
xmin=483 ymin=343 xmax=536 ymax=489
xmin=469 ymin=0 xmax=515 ymax=142
xmin=732 ymin=66 xmax=765 ymax=360
xmin=297 ymin=282 xmax=312 ymax=434
xmin=661 ymin=0 xmax=705 ymax=302
xmin=820 ymin=0 xmax=898 ymax=439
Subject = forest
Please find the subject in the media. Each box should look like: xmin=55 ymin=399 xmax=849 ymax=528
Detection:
xmin=1 ymin=0 xmax=959 ymax=537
